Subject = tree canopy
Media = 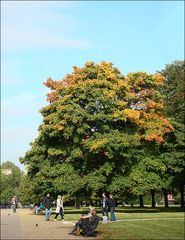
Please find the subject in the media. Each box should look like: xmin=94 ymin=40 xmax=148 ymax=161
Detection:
xmin=20 ymin=61 xmax=174 ymax=201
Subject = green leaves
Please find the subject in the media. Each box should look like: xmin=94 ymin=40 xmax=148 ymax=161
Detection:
xmin=1 ymin=161 xmax=23 ymax=204
xmin=20 ymin=61 xmax=175 ymax=201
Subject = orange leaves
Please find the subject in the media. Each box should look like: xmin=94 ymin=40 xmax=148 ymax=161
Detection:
xmin=142 ymin=114 xmax=174 ymax=143
xmin=46 ymin=92 xmax=59 ymax=103
xmin=42 ymin=61 xmax=174 ymax=145
xmin=55 ymin=124 xmax=65 ymax=131
xmin=55 ymin=120 xmax=67 ymax=131
xmin=44 ymin=77 xmax=65 ymax=90
xmin=159 ymin=116 xmax=174 ymax=131
xmin=145 ymin=134 xmax=164 ymax=142
xmin=153 ymin=74 xmax=165 ymax=85
xmin=43 ymin=77 xmax=56 ymax=89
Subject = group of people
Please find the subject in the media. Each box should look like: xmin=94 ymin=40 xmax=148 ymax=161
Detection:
xmin=41 ymin=193 xmax=64 ymax=221
xmin=102 ymin=193 xmax=116 ymax=221
xmin=10 ymin=192 xmax=115 ymax=236
xmin=41 ymin=192 xmax=116 ymax=224
xmin=68 ymin=193 xmax=116 ymax=236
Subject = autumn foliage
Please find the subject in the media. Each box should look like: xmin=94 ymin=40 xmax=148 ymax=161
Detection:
xmin=20 ymin=61 xmax=175 ymax=200
xmin=43 ymin=61 xmax=173 ymax=143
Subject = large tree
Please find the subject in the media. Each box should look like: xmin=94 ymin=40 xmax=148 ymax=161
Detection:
xmin=20 ymin=61 xmax=173 ymax=202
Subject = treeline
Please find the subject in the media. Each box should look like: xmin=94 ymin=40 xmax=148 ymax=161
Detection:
xmin=1 ymin=161 xmax=23 ymax=206
xmin=17 ymin=60 xmax=184 ymax=208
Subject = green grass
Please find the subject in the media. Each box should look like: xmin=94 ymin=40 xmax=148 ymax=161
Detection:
xmin=46 ymin=207 xmax=184 ymax=239
xmin=50 ymin=210 xmax=184 ymax=239
xmin=97 ymin=212 xmax=184 ymax=240
xmin=97 ymin=219 xmax=184 ymax=239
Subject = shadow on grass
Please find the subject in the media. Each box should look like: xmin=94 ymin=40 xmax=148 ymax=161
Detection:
xmin=114 ymin=206 xmax=184 ymax=213
xmin=52 ymin=206 xmax=184 ymax=214
xmin=34 ymin=206 xmax=185 ymax=215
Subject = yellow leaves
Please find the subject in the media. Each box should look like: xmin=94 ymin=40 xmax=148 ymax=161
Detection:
xmin=44 ymin=113 xmax=57 ymax=124
xmin=148 ymin=101 xmax=163 ymax=110
xmin=48 ymin=148 xmax=65 ymax=156
xmin=117 ymin=100 xmax=127 ymax=107
xmin=160 ymin=165 xmax=167 ymax=172
xmin=107 ymin=73 xmax=117 ymax=80
xmin=90 ymin=138 xmax=109 ymax=151
xmin=56 ymin=105 xmax=68 ymax=112
xmin=148 ymin=100 xmax=157 ymax=109
xmin=61 ymin=94 xmax=72 ymax=102
xmin=103 ymin=89 xmax=116 ymax=98
xmin=153 ymin=74 xmax=165 ymax=85
xmin=124 ymin=109 xmax=140 ymax=120
xmin=72 ymin=117 xmax=80 ymax=124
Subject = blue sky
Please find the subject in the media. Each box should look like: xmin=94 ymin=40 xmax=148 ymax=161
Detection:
xmin=1 ymin=1 xmax=184 ymax=170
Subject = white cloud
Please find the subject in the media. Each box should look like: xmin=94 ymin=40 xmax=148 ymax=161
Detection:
xmin=1 ymin=1 xmax=93 ymax=52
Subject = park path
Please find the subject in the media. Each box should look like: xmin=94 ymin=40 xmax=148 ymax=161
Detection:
xmin=1 ymin=209 xmax=96 ymax=240
xmin=1 ymin=209 xmax=21 ymax=239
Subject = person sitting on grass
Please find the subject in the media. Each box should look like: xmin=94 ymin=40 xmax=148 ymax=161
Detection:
xmin=68 ymin=206 xmax=101 ymax=237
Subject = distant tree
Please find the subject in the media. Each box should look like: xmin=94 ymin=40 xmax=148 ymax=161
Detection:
xmin=18 ymin=175 xmax=39 ymax=205
xmin=20 ymin=61 xmax=173 ymax=203
xmin=1 ymin=161 xmax=23 ymax=205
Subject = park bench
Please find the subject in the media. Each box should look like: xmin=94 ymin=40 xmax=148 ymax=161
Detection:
xmin=80 ymin=215 xmax=102 ymax=237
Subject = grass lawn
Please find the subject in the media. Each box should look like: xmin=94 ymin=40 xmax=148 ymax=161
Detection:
xmin=52 ymin=210 xmax=184 ymax=240
xmin=97 ymin=212 xmax=184 ymax=240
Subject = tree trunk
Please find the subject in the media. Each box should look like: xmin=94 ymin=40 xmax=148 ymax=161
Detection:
xmin=151 ymin=189 xmax=156 ymax=208
xmin=163 ymin=189 xmax=169 ymax=208
xmin=139 ymin=195 xmax=144 ymax=208
xmin=180 ymin=183 xmax=185 ymax=208
xmin=75 ymin=196 xmax=80 ymax=209
xmin=115 ymin=199 xmax=118 ymax=207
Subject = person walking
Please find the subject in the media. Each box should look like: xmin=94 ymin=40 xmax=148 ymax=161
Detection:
xmin=54 ymin=195 xmax=64 ymax=221
xmin=109 ymin=194 xmax=116 ymax=221
xmin=11 ymin=196 xmax=18 ymax=213
xmin=43 ymin=193 xmax=52 ymax=221
xmin=102 ymin=193 xmax=109 ymax=220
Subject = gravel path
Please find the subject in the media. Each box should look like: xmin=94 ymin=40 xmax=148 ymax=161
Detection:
xmin=1 ymin=209 xmax=21 ymax=239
